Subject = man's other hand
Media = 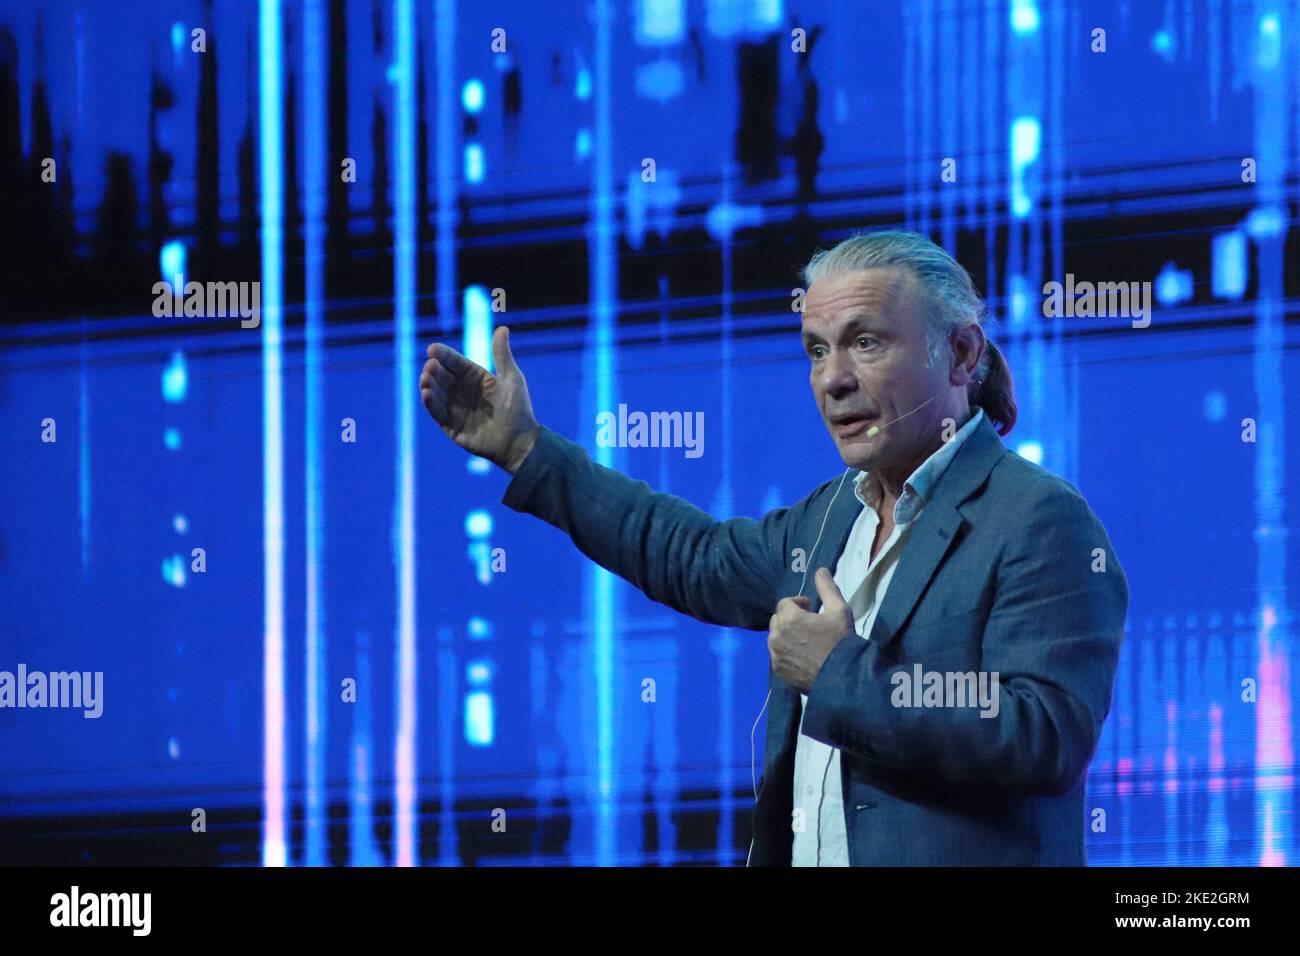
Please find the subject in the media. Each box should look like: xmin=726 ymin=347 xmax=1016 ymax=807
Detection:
xmin=767 ymin=567 xmax=855 ymax=693
xmin=420 ymin=325 xmax=541 ymax=474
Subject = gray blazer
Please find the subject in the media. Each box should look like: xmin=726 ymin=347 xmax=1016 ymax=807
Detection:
xmin=502 ymin=412 xmax=1128 ymax=865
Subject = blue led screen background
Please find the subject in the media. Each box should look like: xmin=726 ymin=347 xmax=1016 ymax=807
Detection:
xmin=0 ymin=0 xmax=1298 ymax=866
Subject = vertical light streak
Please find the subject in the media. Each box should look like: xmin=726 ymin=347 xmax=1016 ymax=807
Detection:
xmin=303 ymin=0 xmax=328 ymax=868
xmin=1206 ymin=701 xmax=1227 ymax=864
xmin=981 ymin=0 xmax=998 ymax=299
xmin=438 ymin=632 xmax=459 ymax=864
xmin=938 ymin=0 xmax=957 ymax=251
xmin=433 ymin=0 xmax=460 ymax=865
xmin=258 ymin=0 xmax=287 ymax=869
xmin=1249 ymin=1 xmax=1291 ymax=867
xmin=350 ymin=629 xmax=383 ymax=865
xmin=1006 ymin=6 xmax=1045 ymax=512
xmin=435 ymin=0 xmax=457 ymax=333
xmin=1163 ymin=697 xmax=1178 ymax=865
xmin=715 ymin=164 xmax=736 ymax=861
xmin=76 ymin=3 xmax=90 ymax=577
xmin=917 ymin=0 xmax=933 ymax=234
xmin=79 ymin=335 xmax=90 ymax=575
xmin=393 ymin=0 xmax=419 ymax=868
xmin=902 ymin=8 xmax=914 ymax=230
xmin=588 ymin=0 xmax=617 ymax=865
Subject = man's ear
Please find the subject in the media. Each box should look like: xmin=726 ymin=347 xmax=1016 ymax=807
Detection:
xmin=949 ymin=324 xmax=986 ymax=387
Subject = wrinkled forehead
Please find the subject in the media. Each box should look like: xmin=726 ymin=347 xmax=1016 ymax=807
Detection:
xmin=801 ymin=266 xmax=929 ymax=335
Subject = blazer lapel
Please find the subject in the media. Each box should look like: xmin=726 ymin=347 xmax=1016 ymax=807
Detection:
xmin=867 ymin=415 xmax=1007 ymax=652
xmin=867 ymin=500 xmax=964 ymax=651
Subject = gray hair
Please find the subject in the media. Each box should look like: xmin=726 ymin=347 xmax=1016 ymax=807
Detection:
xmin=799 ymin=230 xmax=1018 ymax=435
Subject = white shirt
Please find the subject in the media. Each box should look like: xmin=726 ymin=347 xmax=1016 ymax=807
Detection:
xmin=791 ymin=408 xmax=985 ymax=866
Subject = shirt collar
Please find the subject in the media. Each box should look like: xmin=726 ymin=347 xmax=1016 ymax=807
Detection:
xmin=853 ymin=407 xmax=985 ymax=524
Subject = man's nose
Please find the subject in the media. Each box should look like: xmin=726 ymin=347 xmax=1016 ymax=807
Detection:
xmin=817 ymin=350 xmax=858 ymax=397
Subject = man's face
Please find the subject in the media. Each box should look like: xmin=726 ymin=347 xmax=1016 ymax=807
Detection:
xmin=802 ymin=267 xmax=951 ymax=474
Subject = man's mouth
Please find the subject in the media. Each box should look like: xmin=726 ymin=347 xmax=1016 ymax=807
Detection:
xmin=830 ymin=411 xmax=878 ymax=437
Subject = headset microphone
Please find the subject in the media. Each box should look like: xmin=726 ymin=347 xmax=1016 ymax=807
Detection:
xmin=863 ymin=389 xmax=945 ymax=438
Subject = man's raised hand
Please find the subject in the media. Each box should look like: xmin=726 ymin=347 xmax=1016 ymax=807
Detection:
xmin=420 ymin=325 xmax=541 ymax=474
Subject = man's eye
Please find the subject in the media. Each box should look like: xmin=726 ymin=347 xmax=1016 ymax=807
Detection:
xmin=809 ymin=346 xmax=826 ymax=360
xmin=856 ymin=336 xmax=877 ymax=350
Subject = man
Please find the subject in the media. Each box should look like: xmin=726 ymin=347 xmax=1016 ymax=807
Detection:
xmin=419 ymin=230 xmax=1128 ymax=866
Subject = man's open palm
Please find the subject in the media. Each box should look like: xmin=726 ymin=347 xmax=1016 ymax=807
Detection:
xmin=420 ymin=325 xmax=540 ymax=473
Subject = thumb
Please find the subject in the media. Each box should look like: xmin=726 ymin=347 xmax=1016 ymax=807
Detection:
xmin=492 ymin=325 xmax=520 ymax=379
xmin=814 ymin=567 xmax=854 ymax=631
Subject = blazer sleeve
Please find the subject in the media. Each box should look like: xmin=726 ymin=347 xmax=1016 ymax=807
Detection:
xmin=500 ymin=424 xmax=822 ymax=632
xmin=800 ymin=474 xmax=1129 ymax=796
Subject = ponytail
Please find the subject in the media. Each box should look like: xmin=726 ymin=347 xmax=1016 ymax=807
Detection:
xmin=970 ymin=341 xmax=1017 ymax=437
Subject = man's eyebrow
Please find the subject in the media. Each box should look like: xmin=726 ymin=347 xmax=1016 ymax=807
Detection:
xmin=800 ymin=327 xmax=830 ymax=352
xmin=841 ymin=312 xmax=886 ymax=330
xmin=801 ymin=315 xmax=884 ymax=345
